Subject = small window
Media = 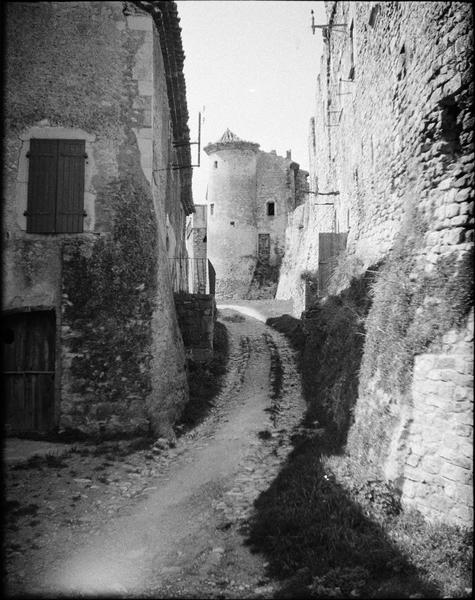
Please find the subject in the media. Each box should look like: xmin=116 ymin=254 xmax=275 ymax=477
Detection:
xmin=348 ymin=20 xmax=355 ymax=80
xmin=368 ymin=4 xmax=380 ymax=28
xmin=214 ymin=161 xmax=218 ymax=168
xmin=397 ymin=44 xmax=407 ymax=80
xmin=210 ymin=203 xmax=214 ymax=215
xmin=439 ymin=96 xmax=461 ymax=155
xmin=26 ymin=139 xmax=86 ymax=233
xmin=230 ymin=221 xmax=235 ymax=226
xmin=267 ymin=202 xmax=275 ymax=216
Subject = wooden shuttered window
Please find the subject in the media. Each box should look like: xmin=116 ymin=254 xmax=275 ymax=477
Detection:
xmin=26 ymin=139 xmax=86 ymax=233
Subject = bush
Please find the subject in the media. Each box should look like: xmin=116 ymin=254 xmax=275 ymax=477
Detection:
xmin=300 ymin=267 xmax=377 ymax=447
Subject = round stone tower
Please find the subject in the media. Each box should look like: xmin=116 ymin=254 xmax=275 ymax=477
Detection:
xmin=204 ymin=129 xmax=260 ymax=299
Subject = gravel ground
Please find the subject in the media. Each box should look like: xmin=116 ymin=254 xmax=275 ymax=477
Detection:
xmin=4 ymin=306 xmax=306 ymax=598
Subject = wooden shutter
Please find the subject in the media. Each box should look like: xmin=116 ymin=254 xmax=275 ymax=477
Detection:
xmin=56 ymin=140 xmax=86 ymax=233
xmin=26 ymin=139 xmax=85 ymax=234
xmin=26 ymin=139 xmax=58 ymax=233
xmin=318 ymin=232 xmax=348 ymax=297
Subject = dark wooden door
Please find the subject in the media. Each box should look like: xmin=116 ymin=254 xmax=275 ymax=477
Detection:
xmin=258 ymin=233 xmax=271 ymax=264
xmin=318 ymin=232 xmax=348 ymax=297
xmin=2 ymin=311 xmax=56 ymax=436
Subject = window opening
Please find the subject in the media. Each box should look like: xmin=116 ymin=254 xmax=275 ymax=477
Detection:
xmin=348 ymin=20 xmax=355 ymax=80
xmin=214 ymin=161 xmax=218 ymax=168
xmin=368 ymin=4 xmax=380 ymax=28
xmin=26 ymin=138 xmax=86 ymax=233
xmin=267 ymin=202 xmax=275 ymax=216
xmin=439 ymin=96 xmax=461 ymax=156
xmin=230 ymin=221 xmax=235 ymax=226
xmin=398 ymin=44 xmax=407 ymax=80
xmin=210 ymin=203 xmax=214 ymax=215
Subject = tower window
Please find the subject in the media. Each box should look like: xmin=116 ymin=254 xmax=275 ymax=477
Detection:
xmin=398 ymin=44 xmax=407 ymax=80
xmin=368 ymin=4 xmax=380 ymax=28
xmin=210 ymin=203 xmax=214 ymax=215
xmin=267 ymin=202 xmax=275 ymax=216
xmin=214 ymin=161 xmax=218 ymax=168
xmin=348 ymin=20 xmax=355 ymax=80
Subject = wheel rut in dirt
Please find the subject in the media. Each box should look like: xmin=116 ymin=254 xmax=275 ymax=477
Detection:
xmin=6 ymin=307 xmax=306 ymax=599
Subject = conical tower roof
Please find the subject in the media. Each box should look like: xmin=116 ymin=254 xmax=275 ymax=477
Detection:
xmin=204 ymin=129 xmax=259 ymax=155
xmin=217 ymin=129 xmax=242 ymax=143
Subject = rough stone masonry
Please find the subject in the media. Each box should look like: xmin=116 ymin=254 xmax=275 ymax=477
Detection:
xmin=278 ymin=1 xmax=473 ymax=526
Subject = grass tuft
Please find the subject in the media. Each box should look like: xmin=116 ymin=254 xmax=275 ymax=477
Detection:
xmin=11 ymin=453 xmax=68 ymax=470
xmin=222 ymin=313 xmax=245 ymax=323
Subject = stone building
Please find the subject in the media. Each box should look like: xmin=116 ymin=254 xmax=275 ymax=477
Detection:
xmin=2 ymin=0 xmax=195 ymax=440
xmin=279 ymin=1 xmax=473 ymax=526
xmin=185 ymin=204 xmax=208 ymax=294
xmin=204 ymin=130 xmax=308 ymax=299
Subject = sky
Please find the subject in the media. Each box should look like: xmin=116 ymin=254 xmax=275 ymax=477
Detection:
xmin=176 ymin=0 xmax=326 ymax=203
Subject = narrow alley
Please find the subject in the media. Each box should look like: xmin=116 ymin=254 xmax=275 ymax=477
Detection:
xmin=5 ymin=307 xmax=306 ymax=598
xmin=3 ymin=1 xmax=473 ymax=598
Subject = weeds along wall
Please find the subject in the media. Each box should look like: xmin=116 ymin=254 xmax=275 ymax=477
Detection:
xmin=3 ymin=1 xmax=193 ymax=440
xmin=287 ymin=1 xmax=473 ymax=526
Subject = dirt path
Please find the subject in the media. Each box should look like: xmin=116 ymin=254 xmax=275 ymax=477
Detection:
xmin=5 ymin=307 xmax=306 ymax=598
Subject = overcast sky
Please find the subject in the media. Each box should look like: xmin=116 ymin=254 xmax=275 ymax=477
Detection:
xmin=176 ymin=1 xmax=326 ymax=203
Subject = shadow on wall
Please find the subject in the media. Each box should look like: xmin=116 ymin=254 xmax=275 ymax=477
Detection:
xmin=245 ymin=435 xmax=438 ymax=599
xmin=267 ymin=267 xmax=377 ymax=448
xmin=247 ymin=267 xmax=438 ymax=598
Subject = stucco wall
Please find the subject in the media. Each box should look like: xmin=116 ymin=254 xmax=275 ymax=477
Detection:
xmin=256 ymin=152 xmax=293 ymax=266
xmin=283 ymin=1 xmax=473 ymax=526
xmin=3 ymin=1 xmax=190 ymax=439
xmin=276 ymin=201 xmax=335 ymax=316
xmin=205 ymin=145 xmax=259 ymax=299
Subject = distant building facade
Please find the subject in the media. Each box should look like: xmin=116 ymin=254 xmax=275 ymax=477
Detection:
xmin=2 ymin=1 xmax=194 ymax=440
xmin=185 ymin=204 xmax=208 ymax=294
xmin=204 ymin=130 xmax=308 ymax=299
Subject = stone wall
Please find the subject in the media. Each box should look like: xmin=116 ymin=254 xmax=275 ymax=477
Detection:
xmin=174 ymin=293 xmax=216 ymax=363
xmin=256 ymin=151 xmax=295 ymax=266
xmin=279 ymin=1 xmax=473 ymax=526
xmin=400 ymin=309 xmax=473 ymax=523
xmin=3 ymin=1 xmax=193 ymax=439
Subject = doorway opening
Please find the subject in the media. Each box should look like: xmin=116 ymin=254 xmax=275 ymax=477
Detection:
xmin=2 ymin=310 xmax=56 ymax=436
